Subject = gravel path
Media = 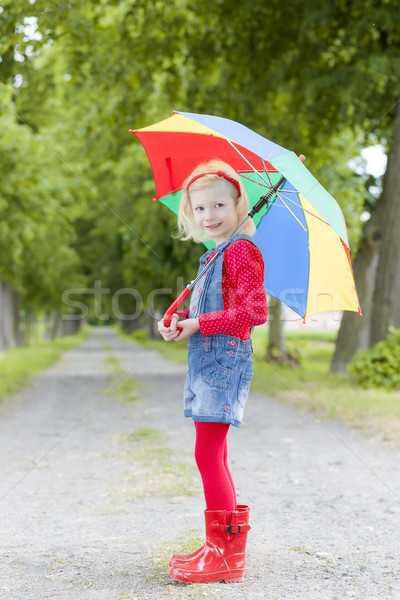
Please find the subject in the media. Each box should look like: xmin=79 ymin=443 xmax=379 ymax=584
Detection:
xmin=1 ymin=326 xmax=399 ymax=600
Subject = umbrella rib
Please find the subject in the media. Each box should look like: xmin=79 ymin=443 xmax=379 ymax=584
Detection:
xmin=239 ymin=173 xmax=299 ymax=193
xmin=227 ymin=139 xmax=271 ymax=188
xmin=262 ymin=158 xmax=274 ymax=188
xmin=227 ymin=138 xmax=327 ymax=231
xmin=274 ymin=190 xmax=330 ymax=227
xmin=239 ymin=174 xmax=270 ymax=188
xmin=273 ymin=190 xmax=307 ymax=232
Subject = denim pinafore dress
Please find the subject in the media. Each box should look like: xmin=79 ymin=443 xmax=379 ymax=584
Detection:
xmin=183 ymin=234 xmax=257 ymax=428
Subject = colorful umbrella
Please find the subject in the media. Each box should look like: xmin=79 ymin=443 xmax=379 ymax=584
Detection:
xmin=130 ymin=111 xmax=361 ymax=321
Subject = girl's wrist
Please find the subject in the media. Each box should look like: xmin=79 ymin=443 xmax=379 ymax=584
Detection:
xmin=176 ymin=309 xmax=189 ymax=321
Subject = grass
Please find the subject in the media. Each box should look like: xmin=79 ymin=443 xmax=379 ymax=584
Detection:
xmin=103 ymin=354 xmax=126 ymax=374
xmin=251 ymin=328 xmax=400 ymax=438
xmin=101 ymin=335 xmax=144 ymax=400
xmin=117 ymin=426 xmax=200 ymax=499
xmin=0 ymin=326 xmax=90 ymax=402
xmin=152 ymin=529 xmax=204 ymax=575
xmin=106 ymin=377 xmax=143 ymax=403
xmin=119 ymin=324 xmax=400 ymax=447
xmin=124 ymin=427 xmax=162 ymax=443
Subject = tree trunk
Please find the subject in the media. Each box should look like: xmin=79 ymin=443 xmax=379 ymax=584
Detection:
xmin=0 ymin=281 xmax=19 ymax=349
xmin=118 ymin=311 xmax=145 ymax=332
xmin=330 ymin=199 xmax=383 ymax=372
xmin=369 ymin=97 xmax=400 ymax=346
xmin=62 ymin=317 xmax=82 ymax=336
xmin=51 ymin=311 xmax=62 ymax=340
xmin=43 ymin=310 xmax=53 ymax=341
xmin=266 ymin=299 xmax=298 ymax=366
xmin=147 ymin=311 xmax=159 ymax=339
xmin=23 ymin=310 xmax=35 ymax=346
xmin=12 ymin=288 xmax=22 ymax=346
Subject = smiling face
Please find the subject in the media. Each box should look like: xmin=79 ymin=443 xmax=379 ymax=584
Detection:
xmin=190 ymin=182 xmax=238 ymax=245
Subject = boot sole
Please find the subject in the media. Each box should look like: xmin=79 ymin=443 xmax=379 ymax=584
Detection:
xmin=170 ymin=569 xmax=245 ymax=584
xmin=224 ymin=575 xmax=245 ymax=583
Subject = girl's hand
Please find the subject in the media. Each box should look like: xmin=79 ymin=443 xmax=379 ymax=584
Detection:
xmin=173 ymin=318 xmax=200 ymax=341
xmin=158 ymin=313 xmax=181 ymax=341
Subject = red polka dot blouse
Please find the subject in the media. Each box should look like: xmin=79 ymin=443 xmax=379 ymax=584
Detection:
xmin=179 ymin=240 xmax=268 ymax=341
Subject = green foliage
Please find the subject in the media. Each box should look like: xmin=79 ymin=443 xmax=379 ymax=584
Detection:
xmin=350 ymin=328 xmax=400 ymax=389
xmin=0 ymin=82 xmax=88 ymax=312
xmin=1 ymin=0 xmax=397 ymax=325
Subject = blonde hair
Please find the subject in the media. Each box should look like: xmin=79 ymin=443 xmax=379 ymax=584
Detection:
xmin=178 ymin=159 xmax=256 ymax=243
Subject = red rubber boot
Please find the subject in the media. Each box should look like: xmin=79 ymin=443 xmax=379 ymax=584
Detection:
xmin=169 ymin=506 xmax=251 ymax=584
xmin=169 ymin=506 xmax=249 ymax=567
xmin=169 ymin=544 xmax=205 ymax=567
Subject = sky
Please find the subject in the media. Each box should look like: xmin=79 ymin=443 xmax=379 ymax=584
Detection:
xmin=360 ymin=144 xmax=387 ymax=178
xmin=349 ymin=144 xmax=387 ymax=215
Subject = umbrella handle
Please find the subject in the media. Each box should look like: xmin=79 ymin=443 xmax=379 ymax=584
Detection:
xmin=163 ymin=287 xmax=192 ymax=329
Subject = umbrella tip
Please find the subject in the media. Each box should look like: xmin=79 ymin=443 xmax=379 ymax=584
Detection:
xmin=299 ymin=154 xmax=306 ymax=162
xmin=172 ymin=110 xmax=178 ymax=114
xmin=152 ymin=197 xmax=158 ymax=202
xmin=128 ymin=129 xmax=134 ymax=133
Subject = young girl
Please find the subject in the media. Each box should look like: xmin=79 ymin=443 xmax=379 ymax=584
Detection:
xmin=158 ymin=159 xmax=268 ymax=584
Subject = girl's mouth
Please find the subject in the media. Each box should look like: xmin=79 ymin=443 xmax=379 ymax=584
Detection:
xmin=206 ymin=223 xmax=222 ymax=229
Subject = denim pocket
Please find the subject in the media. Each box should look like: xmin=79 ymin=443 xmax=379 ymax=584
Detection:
xmin=237 ymin=370 xmax=253 ymax=407
xmin=201 ymin=348 xmax=232 ymax=389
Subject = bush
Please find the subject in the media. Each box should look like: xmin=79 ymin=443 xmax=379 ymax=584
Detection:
xmin=350 ymin=328 xmax=400 ymax=389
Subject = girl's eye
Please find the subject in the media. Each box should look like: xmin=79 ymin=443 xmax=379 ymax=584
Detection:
xmin=215 ymin=203 xmax=223 ymax=208
xmin=194 ymin=206 xmax=203 ymax=211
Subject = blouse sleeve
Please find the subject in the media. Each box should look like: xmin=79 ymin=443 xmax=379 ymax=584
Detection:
xmin=199 ymin=240 xmax=268 ymax=336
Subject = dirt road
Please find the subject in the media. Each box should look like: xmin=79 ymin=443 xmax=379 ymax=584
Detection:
xmin=1 ymin=327 xmax=399 ymax=600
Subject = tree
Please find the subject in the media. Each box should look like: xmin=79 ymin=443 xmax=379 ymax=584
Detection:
xmin=331 ymin=195 xmax=383 ymax=371
xmin=3 ymin=0 xmax=205 ymax=329
xmin=216 ymin=0 xmax=400 ymax=367
xmin=0 ymin=82 xmax=88 ymax=342
xmin=2 ymin=0 xmax=391 ymax=356
xmin=369 ymin=98 xmax=400 ymax=345
xmin=280 ymin=0 xmax=400 ymax=364
xmin=190 ymin=0 xmax=400 ymax=364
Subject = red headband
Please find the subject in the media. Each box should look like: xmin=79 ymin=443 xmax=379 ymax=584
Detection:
xmin=187 ymin=171 xmax=241 ymax=195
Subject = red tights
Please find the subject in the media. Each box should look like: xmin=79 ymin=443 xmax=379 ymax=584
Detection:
xmin=194 ymin=422 xmax=236 ymax=511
